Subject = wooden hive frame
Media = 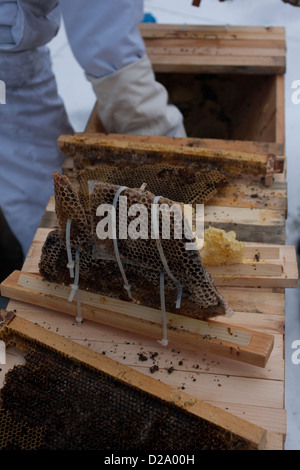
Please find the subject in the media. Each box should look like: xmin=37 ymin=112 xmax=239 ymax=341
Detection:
xmin=0 ymin=310 xmax=267 ymax=450
xmin=139 ymin=23 xmax=286 ymax=156
xmin=58 ymin=132 xmax=285 ymax=187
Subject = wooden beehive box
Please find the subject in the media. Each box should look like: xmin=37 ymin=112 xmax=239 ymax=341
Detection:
xmin=73 ymin=24 xmax=287 ymax=246
xmin=0 ymin=25 xmax=292 ymax=452
xmin=87 ymin=24 xmax=286 ymax=157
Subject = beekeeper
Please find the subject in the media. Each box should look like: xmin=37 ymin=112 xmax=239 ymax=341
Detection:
xmin=0 ymin=0 xmax=186 ymax=273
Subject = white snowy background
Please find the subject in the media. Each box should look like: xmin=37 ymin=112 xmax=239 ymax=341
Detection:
xmin=48 ymin=0 xmax=300 ymax=450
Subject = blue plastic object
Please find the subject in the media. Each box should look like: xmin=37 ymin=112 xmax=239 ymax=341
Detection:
xmin=142 ymin=12 xmax=157 ymax=23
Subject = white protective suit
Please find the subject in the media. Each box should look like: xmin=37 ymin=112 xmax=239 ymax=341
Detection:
xmin=0 ymin=0 xmax=186 ymax=258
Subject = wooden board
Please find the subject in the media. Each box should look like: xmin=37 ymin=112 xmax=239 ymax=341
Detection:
xmin=206 ymin=243 xmax=298 ymax=288
xmin=139 ymin=24 xmax=286 ymax=75
xmin=41 ymin=175 xmax=288 ymax=251
xmin=0 ymin=311 xmax=267 ymax=450
xmin=1 ymin=271 xmax=275 ymax=369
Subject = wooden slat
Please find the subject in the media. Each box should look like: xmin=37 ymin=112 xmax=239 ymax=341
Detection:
xmin=208 ymin=403 xmax=286 ymax=435
xmin=204 ymin=205 xmax=286 ymax=244
xmin=208 ymin=262 xmax=282 ymax=280
xmin=0 ymin=271 xmax=275 ymax=368
xmin=275 ymin=74 xmax=286 ymax=151
xmin=145 ymin=43 xmax=286 ymax=58
xmin=150 ymin=367 xmax=283 ymax=409
xmin=58 ymin=132 xmax=280 ymax=170
xmin=206 ymin=245 xmax=298 ymax=288
xmin=138 ymin=24 xmax=286 ymax=74
xmin=244 ymin=244 xmax=280 ymax=259
xmin=217 ymin=311 xmax=284 ymax=337
xmin=3 ymin=300 xmax=284 ymax=381
xmin=218 ymin=288 xmax=285 ymax=316
xmin=89 ymin=331 xmax=283 ymax=380
xmin=144 ymin=54 xmax=285 ymax=75
xmin=0 ymin=312 xmax=267 ymax=450
xmin=207 ymin=178 xmax=287 ymax=212
xmin=145 ymin=38 xmax=286 ymax=52
xmin=139 ymin=24 xmax=286 ymax=42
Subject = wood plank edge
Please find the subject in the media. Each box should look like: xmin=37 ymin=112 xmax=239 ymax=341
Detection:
xmin=1 ymin=271 xmax=274 ymax=368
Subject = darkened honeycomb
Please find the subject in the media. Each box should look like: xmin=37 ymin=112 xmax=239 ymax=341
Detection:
xmin=77 ymin=164 xmax=228 ymax=205
xmin=0 ymin=329 xmax=254 ymax=450
xmin=58 ymin=133 xmax=269 ymax=180
xmin=39 ymin=172 xmax=228 ymax=319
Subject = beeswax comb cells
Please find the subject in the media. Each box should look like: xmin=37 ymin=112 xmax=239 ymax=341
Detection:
xmin=39 ymin=172 xmax=228 ymax=320
xmin=0 ymin=311 xmax=266 ymax=450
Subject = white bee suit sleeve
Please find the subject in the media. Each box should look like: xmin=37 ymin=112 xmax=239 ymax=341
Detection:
xmin=0 ymin=1 xmax=73 ymax=257
xmin=60 ymin=0 xmax=186 ymax=137
xmin=86 ymin=56 xmax=187 ymax=137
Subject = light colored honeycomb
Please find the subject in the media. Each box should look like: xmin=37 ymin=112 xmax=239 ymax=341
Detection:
xmin=201 ymin=227 xmax=245 ymax=266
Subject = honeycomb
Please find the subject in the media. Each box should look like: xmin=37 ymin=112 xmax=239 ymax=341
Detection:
xmin=39 ymin=172 xmax=228 ymax=320
xmin=201 ymin=227 xmax=245 ymax=266
xmin=0 ymin=407 xmax=45 ymax=450
xmin=77 ymin=164 xmax=228 ymax=205
xmin=58 ymin=133 xmax=270 ymax=180
xmin=0 ymin=324 xmax=255 ymax=450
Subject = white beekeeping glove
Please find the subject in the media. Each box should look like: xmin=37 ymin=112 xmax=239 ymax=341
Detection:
xmin=86 ymin=55 xmax=187 ymax=138
xmin=60 ymin=0 xmax=187 ymax=137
